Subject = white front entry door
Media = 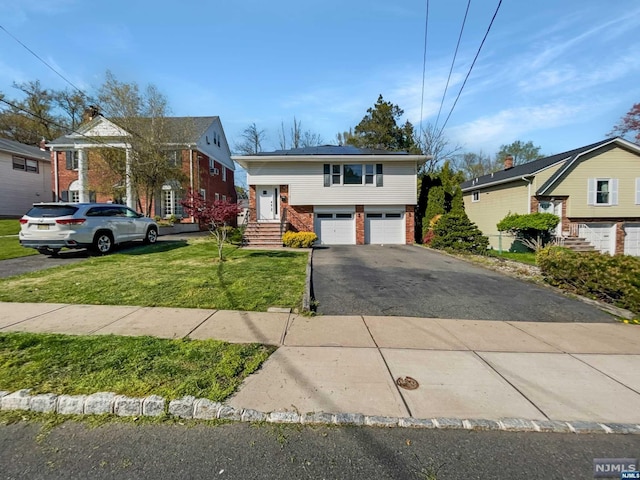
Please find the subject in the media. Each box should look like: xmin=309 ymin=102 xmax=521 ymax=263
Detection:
xmin=537 ymin=200 xmax=562 ymax=235
xmin=257 ymin=186 xmax=278 ymax=221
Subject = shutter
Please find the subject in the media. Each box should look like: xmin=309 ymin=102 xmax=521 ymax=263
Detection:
xmin=636 ymin=178 xmax=640 ymax=205
xmin=376 ymin=163 xmax=383 ymax=187
xmin=89 ymin=191 xmax=97 ymax=203
xmin=66 ymin=151 xmax=73 ymax=170
xmin=587 ymin=178 xmax=595 ymax=205
xmin=323 ymin=164 xmax=330 ymax=187
xmin=610 ymin=179 xmax=618 ymax=205
xmin=61 ymin=191 xmax=69 ymax=202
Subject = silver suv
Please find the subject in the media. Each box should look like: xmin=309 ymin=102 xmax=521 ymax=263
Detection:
xmin=19 ymin=203 xmax=159 ymax=255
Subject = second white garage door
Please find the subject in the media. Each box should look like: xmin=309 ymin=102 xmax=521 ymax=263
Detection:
xmin=365 ymin=212 xmax=405 ymax=244
xmin=315 ymin=213 xmax=355 ymax=245
xmin=624 ymin=223 xmax=640 ymax=256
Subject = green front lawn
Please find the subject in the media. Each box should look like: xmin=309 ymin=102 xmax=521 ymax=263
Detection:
xmin=0 ymin=219 xmax=37 ymax=261
xmin=0 ymin=239 xmax=308 ymax=311
xmin=0 ymin=332 xmax=275 ymax=400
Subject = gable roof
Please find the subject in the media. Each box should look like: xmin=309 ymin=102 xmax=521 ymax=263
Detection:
xmin=0 ymin=137 xmax=50 ymax=161
xmin=48 ymin=115 xmax=219 ymax=147
xmin=460 ymin=138 xmax=628 ymax=192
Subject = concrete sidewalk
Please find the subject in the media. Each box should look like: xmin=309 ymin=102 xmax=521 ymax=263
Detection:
xmin=2 ymin=302 xmax=640 ymax=425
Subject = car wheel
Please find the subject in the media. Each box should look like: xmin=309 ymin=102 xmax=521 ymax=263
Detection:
xmin=93 ymin=231 xmax=114 ymax=255
xmin=144 ymin=226 xmax=158 ymax=244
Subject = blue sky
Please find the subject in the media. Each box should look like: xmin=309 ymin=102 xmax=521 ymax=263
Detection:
xmin=1 ymin=0 xmax=640 ymax=161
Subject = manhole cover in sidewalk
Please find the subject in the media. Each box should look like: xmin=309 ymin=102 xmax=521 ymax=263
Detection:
xmin=396 ymin=376 xmax=419 ymax=390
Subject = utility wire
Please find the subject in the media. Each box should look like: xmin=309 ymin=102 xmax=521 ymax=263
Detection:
xmin=437 ymin=0 xmax=503 ymax=137
xmin=434 ymin=0 xmax=471 ymax=133
xmin=0 ymin=24 xmax=87 ymax=97
xmin=418 ymin=0 xmax=429 ymax=138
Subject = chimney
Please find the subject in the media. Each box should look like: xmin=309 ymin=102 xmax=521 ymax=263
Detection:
xmin=504 ymin=154 xmax=514 ymax=170
xmin=39 ymin=138 xmax=47 ymax=151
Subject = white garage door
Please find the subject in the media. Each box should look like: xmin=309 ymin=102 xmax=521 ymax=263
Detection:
xmin=579 ymin=223 xmax=615 ymax=255
xmin=624 ymin=223 xmax=640 ymax=256
xmin=365 ymin=212 xmax=405 ymax=244
xmin=315 ymin=213 xmax=355 ymax=245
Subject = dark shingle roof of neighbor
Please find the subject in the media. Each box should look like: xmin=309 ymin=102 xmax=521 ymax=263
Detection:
xmin=0 ymin=137 xmax=50 ymax=161
xmin=460 ymin=138 xmax=617 ymax=191
xmin=48 ymin=116 xmax=218 ymax=145
xmin=253 ymin=145 xmax=411 ymax=156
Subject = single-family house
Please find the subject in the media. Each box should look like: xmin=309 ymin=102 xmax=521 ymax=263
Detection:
xmin=0 ymin=137 xmax=52 ymax=217
xmin=233 ymin=145 xmax=426 ymax=246
xmin=46 ymin=115 xmax=236 ymax=218
xmin=460 ymin=137 xmax=640 ymax=256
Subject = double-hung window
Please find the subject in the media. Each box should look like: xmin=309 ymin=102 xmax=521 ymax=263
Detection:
xmin=12 ymin=156 xmax=39 ymax=173
xmin=588 ymin=178 xmax=618 ymax=206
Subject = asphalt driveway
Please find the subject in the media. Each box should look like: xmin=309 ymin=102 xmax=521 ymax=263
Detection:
xmin=311 ymin=245 xmax=614 ymax=322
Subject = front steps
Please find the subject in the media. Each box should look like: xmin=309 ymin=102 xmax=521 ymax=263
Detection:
xmin=242 ymin=222 xmax=284 ymax=248
xmin=560 ymin=237 xmax=597 ymax=252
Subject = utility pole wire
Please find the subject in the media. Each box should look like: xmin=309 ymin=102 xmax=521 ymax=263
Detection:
xmin=418 ymin=0 xmax=429 ymax=137
xmin=0 ymin=24 xmax=87 ymax=97
xmin=437 ymin=0 xmax=503 ymax=138
xmin=434 ymin=0 xmax=471 ymax=133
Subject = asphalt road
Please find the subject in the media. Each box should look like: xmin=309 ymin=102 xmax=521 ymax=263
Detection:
xmin=1 ymin=421 xmax=638 ymax=479
xmin=311 ymin=245 xmax=615 ymax=322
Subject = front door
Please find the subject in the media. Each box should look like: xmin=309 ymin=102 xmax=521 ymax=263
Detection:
xmin=257 ymin=186 xmax=278 ymax=221
xmin=538 ymin=200 xmax=562 ymax=236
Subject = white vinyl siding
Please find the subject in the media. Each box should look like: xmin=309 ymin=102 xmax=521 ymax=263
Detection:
xmin=246 ymin=161 xmax=416 ymax=206
xmin=0 ymin=152 xmax=51 ymax=216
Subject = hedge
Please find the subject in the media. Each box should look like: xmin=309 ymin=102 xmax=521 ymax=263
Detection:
xmin=282 ymin=231 xmax=317 ymax=248
xmin=536 ymin=246 xmax=640 ymax=315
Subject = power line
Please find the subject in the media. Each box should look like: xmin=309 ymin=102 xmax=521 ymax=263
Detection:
xmin=0 ymin=24 xmax=87 ymax=97
xmin=434 ymin=0 xmax=471 ymax=132
xmin=418 ymin=0 xmax=429 ymax=137
xmin=437 ymin=0 xmax=503 ymax=138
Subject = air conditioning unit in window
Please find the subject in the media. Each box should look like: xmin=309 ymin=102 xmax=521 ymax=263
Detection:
xmin=210 ymin=167 xmax=219 ymax=175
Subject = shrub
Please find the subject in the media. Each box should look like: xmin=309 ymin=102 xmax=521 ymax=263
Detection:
xmin=282 ymin=231 xmax=317 ymax=248
xmin=224 ymin=226 xmax=245 ymax=245
xmin=497 ymin=212 xmax=560 ymax=251
xmin=431 ymin=212 xmax=489 ymax=254
xmin=537 ymin=246 xmax=640 ymax=314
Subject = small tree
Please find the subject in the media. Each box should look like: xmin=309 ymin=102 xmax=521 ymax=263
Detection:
xmin=431 ymin=212 xmax=489 ymax=254
xmin=181 ymin=190 xmax=241 ymax=261
xmin=497 ymin=212 xmax=560 ymax=251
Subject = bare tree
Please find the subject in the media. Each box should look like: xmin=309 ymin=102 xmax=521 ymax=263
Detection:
xmin=452 ymin=151 xmax=499 ymax=180
xmin=278 ymin=117 xmax=322 ymax=149
xmin=301 ymin=130 xmax=323 ymax=148
xmin=335 ymin=129 xmax=356 ymax=146
xmin=97 ymin=71 xmax=191 ymax=216
xmin=235 ymin=123 xmax=265 ymax=154
xmin=415 ymin=122 xmax=461 ymax=174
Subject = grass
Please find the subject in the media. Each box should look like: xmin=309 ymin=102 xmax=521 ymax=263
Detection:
xmin=0 ymin=331 xmax=276 ymax=401
xmin=0 ymin=239 xmax=308 ymax=311
xmin=487 ymin=250 xmax=537 ymax=266
xmin=0 ymin=219 xmax=37 ymax=261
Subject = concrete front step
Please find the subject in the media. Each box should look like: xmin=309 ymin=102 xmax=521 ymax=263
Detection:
xmin=561 ymin=237 xmax=596 ymax=252
xmin=242 ymin=222 xmax=284 ymax=247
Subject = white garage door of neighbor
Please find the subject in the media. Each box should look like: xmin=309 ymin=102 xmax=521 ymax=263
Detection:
xmin=365 ymin=212 xmax=405 ymax=244
xmin=579 ymin=223 xmax=615 ymax=255
xmin=624 ymin=223 xmax=640 ymax=256
xmin=315 ymin=213 xmax=355 ymax=245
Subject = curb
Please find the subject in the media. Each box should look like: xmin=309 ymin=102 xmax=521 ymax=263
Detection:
xmin=2 ymin=389 xmax=639 ymax=434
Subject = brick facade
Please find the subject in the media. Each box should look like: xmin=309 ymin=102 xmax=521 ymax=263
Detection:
xmin=405 ymin=205 xmax=415 ymax=244
xmin=355 ymin=205 xmax=365 ymax=245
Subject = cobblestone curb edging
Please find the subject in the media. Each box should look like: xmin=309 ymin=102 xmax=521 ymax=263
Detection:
xmin=1 ymin=389 xmax=639 ymax=434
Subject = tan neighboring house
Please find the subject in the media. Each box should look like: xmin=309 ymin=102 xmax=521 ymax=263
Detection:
xmin=460 ymin=137 xmax=640 ymax=256
xmin=0 ymin=138 xmax=51 ymax=217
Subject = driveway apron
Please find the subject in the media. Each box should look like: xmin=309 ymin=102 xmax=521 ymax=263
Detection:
xmin=311 ymin=245 xmax=614 ymax=322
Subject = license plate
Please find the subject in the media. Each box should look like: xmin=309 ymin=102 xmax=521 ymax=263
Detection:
xmin=37 ymin=224 xmax=49 ymax=230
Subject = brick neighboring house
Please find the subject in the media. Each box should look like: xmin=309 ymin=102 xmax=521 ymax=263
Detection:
xmin=233 ymin=145 xmax=426 ymax=246
xmin=0 ymin=138 xmax=51 ymax=217
xmin=461 ymin=137 xmax=640 ymax=256
xmin=47 ymin=115 xmax=236 ymax=219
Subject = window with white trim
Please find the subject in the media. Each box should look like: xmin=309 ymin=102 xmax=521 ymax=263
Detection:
xmin=200 ymin=189 xmax=206 ymax=200
xmin=472 ymin=191 xmax=480 ymax=202
xmin=325 ymin=163 xmax=382 ymax=186
xmin=222 ymin=166 xmax=227 ymax=182
xmin=222 ymin=195 xmax=226 ymax=202
xmin=215 ymin=193 xmax=220 ymax=201
xmin=588 ymin=178 xmax=618 ymax=206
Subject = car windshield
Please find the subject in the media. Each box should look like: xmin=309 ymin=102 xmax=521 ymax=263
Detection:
xmin=26 ymin=205 xmax=79 ymax=218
